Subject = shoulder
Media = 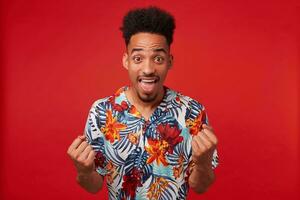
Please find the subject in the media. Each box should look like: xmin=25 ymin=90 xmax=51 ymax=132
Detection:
xmin=167 ymin=88 xmax=209 ymax=125
xmin=167 ymin=87 xmax=206 ymax=111
xmin=89 ymin=86 xmax=127 ymax=112
xmin=90 ymin=96 xmax=111 ymax=110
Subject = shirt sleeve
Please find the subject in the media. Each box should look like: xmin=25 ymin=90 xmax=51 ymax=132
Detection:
xmin=203 ymin=106 xmax=219 ymax=169
xmin=186 ymin=100 xmax=219 ymax=170
xmin=84 ymin=101 xmax=108 ymax=176
xmin=212 ymin=149 xmax=219 ymax=169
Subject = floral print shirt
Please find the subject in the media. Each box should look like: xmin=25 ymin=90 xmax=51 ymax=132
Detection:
xmin=85 ymin=86 xmax=219 ymax=200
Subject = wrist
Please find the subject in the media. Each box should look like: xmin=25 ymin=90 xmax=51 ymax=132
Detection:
xmin=75 ymin=164 xmax=94 ymax=176
xmin=77 ymin=169 xmax=94 ymax=177
xmin=193 ymin=162 xmax=212 ymax=172
xmin=76 ymin=171 xmax=94 ymax=183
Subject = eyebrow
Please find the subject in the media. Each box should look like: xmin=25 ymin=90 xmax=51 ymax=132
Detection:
xmin=130 ymin=48 xmax=167 ymax=54
xmin=131 ymin=48 xmax=143 ymax=54
xmin=153 ymin=48 xmax=167 ymax=54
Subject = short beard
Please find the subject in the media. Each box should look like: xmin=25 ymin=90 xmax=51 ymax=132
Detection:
xmin=136 ymin=91 xmax=158 ymax=103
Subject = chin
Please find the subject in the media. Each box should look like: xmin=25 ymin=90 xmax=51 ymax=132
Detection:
xmin=137 ymin=91 xmax=158 ymax=103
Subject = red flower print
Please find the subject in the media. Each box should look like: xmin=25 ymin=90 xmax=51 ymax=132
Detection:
xmin=108 ymin=93 xmax=129 ymax=112
xmin=156 ymin=123 xmax=183 ymax=153
xmin=175 ymin=95 xmax=182 ymax=105
xmin=94 ymin=151 xmax=105 ymax=168
xmin=122 ymin=167 xmax=143 ymax=199
xmin=113 ymin=100 xmax=129 ymax=112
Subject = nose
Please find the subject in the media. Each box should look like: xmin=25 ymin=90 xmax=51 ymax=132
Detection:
xmin=142 ymin=59 xmax=155 ymax=75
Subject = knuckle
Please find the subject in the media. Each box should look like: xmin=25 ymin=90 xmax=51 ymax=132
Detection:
xmin=90 ymin=150 xmax=96 ymax=156
xmin=68 ymin=153 xmax=74 ymax=160
xmin=194 ymin=135 xmax=201 ymax=141
xmin=74 ymin=153 xmax=81 ymax=160
xmin=194 ymin=152 xmax=201 ymax=157
xmin=83 ymin=161 xmax=92 ymax=168
xmin=214 ymin=137 xmax=218 ymax=145
xmin=86 ymin=145 xmax=92 ymax=151
xmin=207 ymin=143 xmax=213 ymax=149
xmin=67 ymin=148 xmax=71 ymax=155
xmin=192 ymin=139 xmax=197 ymax=145
xmin=77 ymin=156 xmax=85 ymax=163
xmin=202 ymin=146 xmax=208 ymax=152
xmin=69 ymin=151 xmax=76 ymax=158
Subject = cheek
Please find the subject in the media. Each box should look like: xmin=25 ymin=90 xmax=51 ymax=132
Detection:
xmin=157 ymin=68 xmax=169 ymax=80
xmin=127 ymin=67 xmax=139 ymax=81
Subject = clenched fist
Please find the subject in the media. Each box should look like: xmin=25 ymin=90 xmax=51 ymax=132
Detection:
xmin=191 ymin=124 xmax=218 ymax=167
xmin=67 ymin=135 xmax=96 ymax=175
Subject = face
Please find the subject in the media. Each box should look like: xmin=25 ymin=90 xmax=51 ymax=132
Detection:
xmin=123 ymin=32 xmax=173 ymax=103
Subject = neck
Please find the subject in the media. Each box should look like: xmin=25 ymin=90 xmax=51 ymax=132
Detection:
xmin=125 ymin=86 xmax=165 ymax=119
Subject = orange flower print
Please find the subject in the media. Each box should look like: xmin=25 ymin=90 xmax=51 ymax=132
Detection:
xmin=185 ymin=160 xmax=195 ymax=184
xmin=127 ymin=132 xmax=140 ymax=144
xmin=173 ymin=154 xmax=184 ymax=179
xmin=145 ymin=139 xmax=168 ymax=166
xmin=129 ymin=105 xmax=142 ymax=118
xmin=173 ymin=166 xmax=181 ymax=179
xmin=105 ymin=160 xmax=118 ymax=184
xmin=186 ymin=110 xmax=206 ymax=136
xmin=114 ymin=87 xmax=124 ymax=97
xmin=178 ymin=154 xmax=184 ymax=165
xmin=147 ymin=177 xmax=168 ymax=199
xmin=100 ymin=110 xmax=126 ymax=143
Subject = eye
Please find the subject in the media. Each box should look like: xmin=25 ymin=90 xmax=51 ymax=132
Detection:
xmin=132 ymin=56 xmax=142 ymax=63
xmin=154 ymin=56 xmax=164 ymax=64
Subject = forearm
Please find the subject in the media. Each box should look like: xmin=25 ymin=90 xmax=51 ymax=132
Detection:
xmin=188 ymin=163 xmax=215 ymax=194
xmin=76 ymin=170 xmax=104 ymax=194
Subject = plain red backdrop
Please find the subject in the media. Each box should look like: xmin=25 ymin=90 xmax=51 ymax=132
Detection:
xmin=1 ymin=0 xmax=299 ymax=199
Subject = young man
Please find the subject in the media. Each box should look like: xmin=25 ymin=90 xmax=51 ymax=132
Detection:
xmin=67 ymin=6 xmax=219 ymax=200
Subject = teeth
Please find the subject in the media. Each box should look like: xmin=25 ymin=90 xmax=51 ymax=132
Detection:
xmin=141 ymin=79 xmax=155 ymax=83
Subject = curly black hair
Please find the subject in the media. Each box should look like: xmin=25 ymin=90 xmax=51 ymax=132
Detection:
xmin=120 ymin=6 xmax=176 ymax=46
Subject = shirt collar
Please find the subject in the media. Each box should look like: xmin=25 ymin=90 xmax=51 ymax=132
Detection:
xmin=115 ymin=86 xmax=177 ymax=113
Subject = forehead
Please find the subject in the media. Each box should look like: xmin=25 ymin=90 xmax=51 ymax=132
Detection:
xmin=128 ymin=33 xmax=169 ymax=53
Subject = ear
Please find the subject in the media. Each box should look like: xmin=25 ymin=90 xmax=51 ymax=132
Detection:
xmin=122 ymin=52 xmax=129 ymax=70
xmin=168 ymin=54 xmax=173 ymax=69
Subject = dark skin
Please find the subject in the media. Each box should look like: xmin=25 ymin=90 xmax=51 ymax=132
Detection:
xmin=189 ymin=124 xmax=217 ymax=193
xmin=67 ymin=32 xmax=218 ymax=194
xmin=122 ymin=33 xmax=173 ymax=120
xmin=67 ymin=135 xmax=103 ymax=193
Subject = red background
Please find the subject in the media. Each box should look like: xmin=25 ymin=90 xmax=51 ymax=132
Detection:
xmin=1 ymin=0 xmax=299 ymax=199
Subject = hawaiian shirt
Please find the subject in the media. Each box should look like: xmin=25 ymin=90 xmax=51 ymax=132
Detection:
xmin=85 ymin=86 xmax=219 ymax=200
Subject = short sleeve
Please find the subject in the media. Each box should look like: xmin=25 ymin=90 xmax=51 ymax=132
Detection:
xmin=84 ymin=101 xmax=108 ymax=176
xmin=212 ymin=149 xmax=219 ymax=169
xmin=203 ymin=107 xmax=219 ymax=169
xmin=186 ymin=100 xmax=219 ymax=170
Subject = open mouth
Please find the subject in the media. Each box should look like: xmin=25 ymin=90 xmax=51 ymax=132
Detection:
xmin=138 ymin=77 xmax=159 ymax=83
xmin=138 ymin=76 xmax=160 ymax=93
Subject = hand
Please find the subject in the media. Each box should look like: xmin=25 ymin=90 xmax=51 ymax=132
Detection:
xmin=191 ymin=124 xmax=218 ymax=168
xmin=67 ymin=135 xmax=96 ymax=175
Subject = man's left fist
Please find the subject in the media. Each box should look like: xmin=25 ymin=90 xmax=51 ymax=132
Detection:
xmin=191 ymin=124 xmax=218 ymax=167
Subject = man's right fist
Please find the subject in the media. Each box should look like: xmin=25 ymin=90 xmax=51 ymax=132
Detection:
xmin=67 ymin=135 xmax=96 ymax=175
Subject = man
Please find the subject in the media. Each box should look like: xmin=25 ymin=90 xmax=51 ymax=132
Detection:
xmin=67 ymin=6 xmax=219 ymax=200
